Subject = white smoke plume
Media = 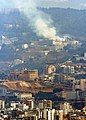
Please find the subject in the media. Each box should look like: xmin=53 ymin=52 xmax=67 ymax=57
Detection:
xmin=13 ymin=0 xmax=61 ymax=40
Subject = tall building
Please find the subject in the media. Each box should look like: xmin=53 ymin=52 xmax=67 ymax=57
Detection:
xmin=38 ymin=100 xmax=52 ymax=109
xmin=41 ymin=109 xmax=56 ymax=120
xmin=60 ymin=102 xmax=72 ymax=115
xmin=0 ymin=99 xmax=5 ymax=109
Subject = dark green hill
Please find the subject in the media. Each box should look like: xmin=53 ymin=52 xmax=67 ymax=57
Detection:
xmin=41 ymin=8 xmax=86 ymax=39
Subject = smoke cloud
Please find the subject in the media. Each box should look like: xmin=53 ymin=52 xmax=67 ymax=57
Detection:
xmin=13 ymin=0 xmax=60 ymax=40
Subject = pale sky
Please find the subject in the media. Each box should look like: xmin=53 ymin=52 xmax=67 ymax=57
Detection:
xmin=0 ymin=0 xmax=86 ymax=9
xmin=37 ymin=0 xmax=86 ymax=9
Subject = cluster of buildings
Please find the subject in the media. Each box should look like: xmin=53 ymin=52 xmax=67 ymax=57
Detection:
xmin=0 ymin=8 xmax=85 ymax=120
xmin=0 ymin=92 xmax=85 ymax=120
xmin=0 ymin=56 xmax=85 ymax=119
xmin=9 ymin=70 xmax=39 ymax=81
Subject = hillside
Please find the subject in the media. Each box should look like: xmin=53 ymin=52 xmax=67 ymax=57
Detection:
xmin=0 ymin=8 xmax=86 ymax=72
xmin=0 ymin=8 xmax=86 ymax=40
xmin=41 ymin=8 xmax=86 ymax=39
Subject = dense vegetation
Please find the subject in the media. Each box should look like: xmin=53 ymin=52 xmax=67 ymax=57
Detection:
xmin=42 ymin=8 xmax=86 ymax=39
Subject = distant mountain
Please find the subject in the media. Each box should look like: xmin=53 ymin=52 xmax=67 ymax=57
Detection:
xmin=0 ymin=8 xmax=86 ymax=40
xmin=41 ymin=8 xmax=86 ymax=39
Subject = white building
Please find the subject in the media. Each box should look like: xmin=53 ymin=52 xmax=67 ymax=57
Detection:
xmin=61 ymin=65 xmax=75 ymax=74
xmin=17 ymin=93 xmax=32 ymax=100
xmin=42 ymin=109 xmax=56 ymax=120
xmin=60 ymin=102 xmax=72 ymax=115
xmin=0 ymin=86 xmax=8 ymax=96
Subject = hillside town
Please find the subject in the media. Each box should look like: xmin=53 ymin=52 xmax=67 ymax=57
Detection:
xmin=0 ymin=4 xmax=85 ymax=120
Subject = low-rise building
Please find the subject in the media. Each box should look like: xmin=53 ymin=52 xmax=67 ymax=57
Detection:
xmin=17 ymin=93 xmax=32 ymax=100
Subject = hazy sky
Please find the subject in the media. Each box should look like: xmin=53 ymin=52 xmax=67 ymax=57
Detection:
xmin=37 ymin=0 xmax=86 ymax=9
xmin=0 ymin=0 xmax=86 ymax=9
